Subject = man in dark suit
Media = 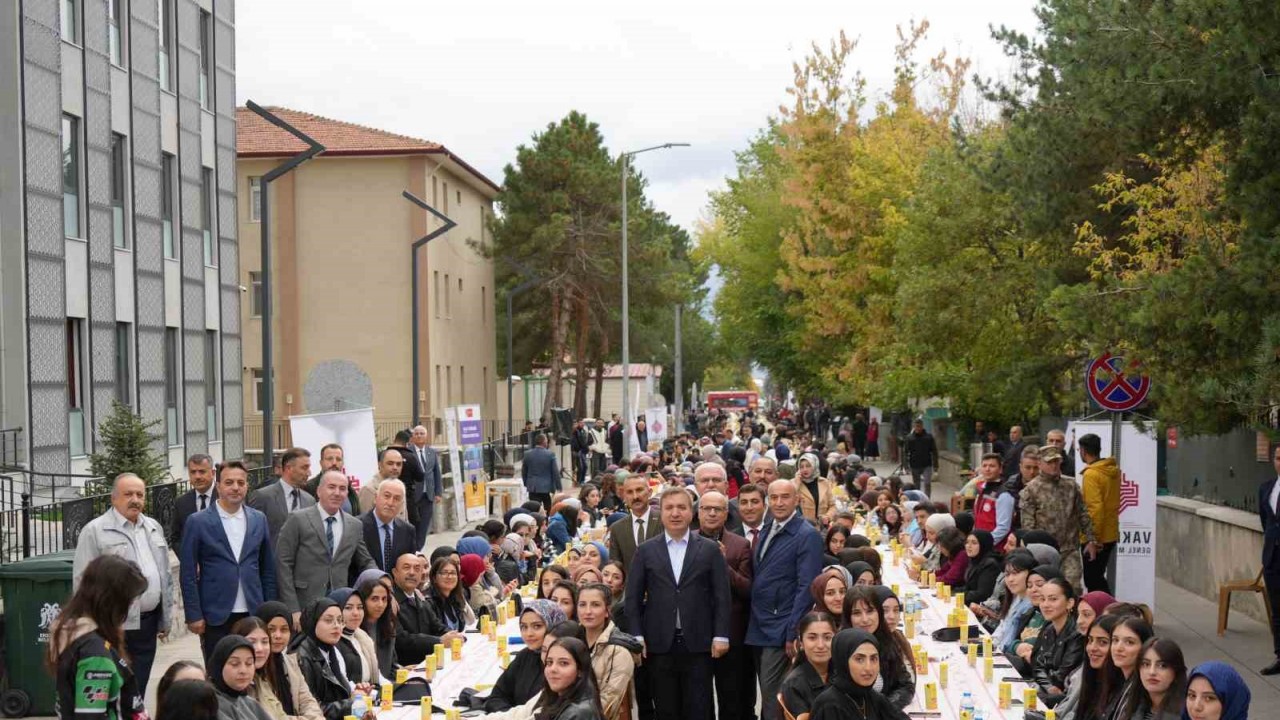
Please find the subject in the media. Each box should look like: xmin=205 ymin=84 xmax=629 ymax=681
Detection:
xmin=361 ymin=478 xmax=416 ymax=574
xmin=390 ymin=552 xmax=464 ymax=664
xmin=608 ymin=471 xmax=661 ymax=720
xmin=691 ymin=463 xmax=743 ymax=534
xmin=401 ymin=425 xmax=443 ymax=549
xmin=570 ymin=420 xmax=591 ymax=486
xmin=695 ymin=490 xmax=755 ymax=720
xmin=521 ymin=433 xmax=560 ymax=513
xmin=179 ymin=460 xmax=277 ymax=661
xmin=626 ymin=486 xmax=731 ymax=720
xmin=1259 ymin=445 xmax=1280 ymax=675
xmin=746 ymin=479 xmax=824 ymax=720
xmin=305 ymin=443 xmax=359 ymax=514
xmin=275 ymin=469 xmax=377 ymax=625
xmin=607 ymin=414 xmax=624 ymax=465
xmin=173 ymin=453 xmax=215 ymax=547
xmin=248 ymin=446 xmax=317 ymax=545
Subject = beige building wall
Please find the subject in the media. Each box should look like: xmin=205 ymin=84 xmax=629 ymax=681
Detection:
xmin=237 ymin=155 xmax=496 ymax=450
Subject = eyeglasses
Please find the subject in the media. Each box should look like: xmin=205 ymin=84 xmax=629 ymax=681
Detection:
xmin=318 ymin=615 xmax=344 ymax=627
xmin=436 ymin=570 xmax=458 ymax=578
xmin=701 ymin=506 xmax=727 ymax=514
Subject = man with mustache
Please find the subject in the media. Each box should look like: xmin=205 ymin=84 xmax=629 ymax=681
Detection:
xmin=72 ymin=472 xmax=174 ymax=699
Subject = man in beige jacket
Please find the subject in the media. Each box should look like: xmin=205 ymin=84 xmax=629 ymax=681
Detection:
xmin=358 ymin=448 xmax=408 ymax=522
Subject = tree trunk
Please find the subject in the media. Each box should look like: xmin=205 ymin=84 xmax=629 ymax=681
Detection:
xmin=572 ymin=295 xmax=591 ymax=417
xmin=542 ymin=287 xmax=571 ymax=423
xmin=592 ymin=338 xmax=607 ymax=421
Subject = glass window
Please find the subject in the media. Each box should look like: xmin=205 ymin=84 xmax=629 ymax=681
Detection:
xmin=201 ymin=168 xmax=215 ymax=265
xmin=165 ymin=327 xmax=180 ymax=446
xmin=198 ymin=10 xmax=211 ymax=109
xmin=249 ymin=271 xmax=262 ymax=317
xmin=249 ymin=176 xmax=262 ymax=222
xmin=62 ymin=115 xmax=80 ymax=239
xmin=67 ymin=319 xmax=86 ymax=456
xmin=161 ymin=153 xmax=176 ymax=258
xmin=205 ymin=331 xmax=218 ymax=441
xmin=158 ymin=0 xmax=175 ymax=91
xmin=60 ymin=0 xmax=79 ymax=44
xmin=251 ymin=368 xmax=265 ymax=414
xmin=115 ymin=323 xmax=132 ymax=406
xmin=111 ymin=133 xmax=127 ymax=248
xmin=108 ymin=0 xmax=122 ymax=65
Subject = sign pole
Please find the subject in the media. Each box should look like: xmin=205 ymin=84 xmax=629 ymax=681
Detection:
xmin=1109 ymin=410 xmax=1122 ymax=583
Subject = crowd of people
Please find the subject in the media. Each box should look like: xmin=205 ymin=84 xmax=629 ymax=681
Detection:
xmin=46 ymin=411 xmax=1257 ymax=720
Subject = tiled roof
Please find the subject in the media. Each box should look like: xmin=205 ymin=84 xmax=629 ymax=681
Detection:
xmin=237 ymin=106 xmax=442 ymax=157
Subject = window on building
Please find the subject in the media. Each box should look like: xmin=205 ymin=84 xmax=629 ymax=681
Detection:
xmin=249 ymin=271 xmax=262 ymax=317
xmin=115 ymin=322 xmax=132 ymax=406
xmin=248 ymin=176 xmax=262 ymax=222
xmin=456 ymin=189 xmax=461 ymax=207
xmin=62 ymin=115 xmax=81 ymax=239
xmin=443 ymin=181 xmax=449 ymax=215
xmin=205 ymin=330 xmax=218 ymax=441
xmin=481 ymin=285 xmax=487 ymax=325
xmin=431 ymin=176 xmax=438 ymax=208
xmin=460 ymin=366 xmax=466 ymax=402
xmin=483 ymin=366 xmax=489 ymax=405
xmin=250 ymin=368 xmax=265 ymax=414
xmin=158 ymin=0 xmax=175 ymax=91
xmin=446 ymin=366 xmax=453 ymax=407
xmin=164 ymin=327 xmax=180 ymax=445
xmin=161 ymin=153 xmax=176 ymax=258
xmin=60 ymin=0 xmax=80 ymax=44
xmin=433 ymin=271 xmax=440 ymax=318
xmin=66 ymin=318 xmax=86 ymax=456
xmin=198 ymin=10 xmax=212 ymax=109
xmin=201 ymin=167 xmax=214 ymax=265
xmin=107 ymin=0 xmax=123 ymax=65
xmin=110 ymin=133 xmax=127 ymax=248
xmin=435 ymin=365 xmax=442 ymax=413
xmin=444 ymin=274 xmax=451 ymax=318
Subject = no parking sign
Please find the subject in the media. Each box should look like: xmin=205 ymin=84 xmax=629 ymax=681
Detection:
xmin=1086 ymin=353 xmax=1150 ymax=412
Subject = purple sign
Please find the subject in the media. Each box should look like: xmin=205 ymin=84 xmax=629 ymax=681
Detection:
xmin=458 ymin=405 xmax=483 ymax=445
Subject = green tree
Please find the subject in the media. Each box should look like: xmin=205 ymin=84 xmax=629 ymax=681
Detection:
xmin=86 ymin=400 xmax=170 ymax=495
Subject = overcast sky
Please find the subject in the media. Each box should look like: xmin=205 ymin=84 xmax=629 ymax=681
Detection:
xmin=237 ymin=1 xmax=1041 ymax=235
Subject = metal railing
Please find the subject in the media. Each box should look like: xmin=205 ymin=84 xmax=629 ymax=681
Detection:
xmin=242 ymin=416 xmax=506 ymax=454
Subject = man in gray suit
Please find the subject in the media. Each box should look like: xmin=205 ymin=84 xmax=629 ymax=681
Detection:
xmin=521 ymin=433 xmax=561 ymax=513
xmin=402 ymin=425 xmax=443 ymax=550
xmin=248 ymin=447 xmax=316 ymax=545
xmin=275 ymin=469 xmax=377 ymax=625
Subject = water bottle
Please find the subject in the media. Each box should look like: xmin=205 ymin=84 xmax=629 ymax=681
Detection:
xmin=960 ymin=691 xmax=975 ymax=720
xmin=974 ymin=709 xmax=986 ymax=720
xmin=351 ymin=693 xmax=368 ymax=719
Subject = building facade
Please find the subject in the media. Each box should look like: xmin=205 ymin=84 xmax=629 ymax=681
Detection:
xmin=236 ymin=107 xmax=499 ymax=453
xmin=0 ymin=0 xmax=242 ymax=483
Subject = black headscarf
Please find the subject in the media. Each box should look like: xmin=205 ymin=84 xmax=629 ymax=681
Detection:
xmin=298 ymin=597 xmax=349 ymax=689
xmin=970 ymin=529 xmax=994 ymax=558
xmin=825 ymin=629 xmax=910 ymax=720
xmin=845 ymin=534 xmax=871 ymax=550
xmin=254 ymin=601 xmax=296 ymax=715
xmin=954 ymin=511 xmax=975 ymax=536
xmin=844 ymin=561 xmax=876 ymax=586
xmin=1019 ymin=530 xmax=1058 ymax=550
xmin=1030 ymin=564 xmax=1064 ymax=584
xmin=209 ymin=635 xmax=255 ymax=698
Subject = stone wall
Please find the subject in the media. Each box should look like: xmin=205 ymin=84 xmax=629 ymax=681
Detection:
xmin=1156 ymin=496 xmax=1267 ymax=622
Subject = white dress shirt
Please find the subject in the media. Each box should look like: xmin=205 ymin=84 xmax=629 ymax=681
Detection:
xmin=279 ymin=478 xmax=303 ymax=511
xmin=319 ymin=505 xmax=344 ymax=550
xmin=216 ymin=501 xmax=249 ymax=612
xmin=1270 ymin=477 xmax=1280 ymax=514
xmin=111 ymin=508 xmax=162 ymax=612
xmin=758 ymin=512 xmax=795 ymax=559
xmin=195 ymin=489 xmax=213 ymax=512
xmin=631 ymin=509 xmax=652 ymax=546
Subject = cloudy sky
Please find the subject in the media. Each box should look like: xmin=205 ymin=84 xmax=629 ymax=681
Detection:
xmin=237 ymin=1 xmax=1041 ymax=235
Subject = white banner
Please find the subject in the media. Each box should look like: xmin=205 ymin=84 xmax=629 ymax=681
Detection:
xmin=445 ymin=407 xmax=464 ymax=526
xmin=289 ymin=408 xmax=378 ymax=492
xmin=1063 ymin=419 xmax=1158 ymax=608
xmin=629 ymin=407 xmax=669 ymax=453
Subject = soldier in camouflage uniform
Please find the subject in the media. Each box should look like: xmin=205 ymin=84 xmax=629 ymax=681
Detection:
xmin=1018 ymin=446 xmax=1100 ymax=591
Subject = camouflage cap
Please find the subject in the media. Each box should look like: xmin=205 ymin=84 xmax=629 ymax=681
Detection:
xmin=1039 ymin=446 xmax=1064 ymax=462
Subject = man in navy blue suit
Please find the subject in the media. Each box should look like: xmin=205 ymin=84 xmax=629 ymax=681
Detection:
xmin=180 ymin=459 xmax=277 ymax=661
xmin=625 ymin=486 xmax=731 ymax=720
xmin=746 ymin=478 xmax=824 ymax=720
xmin=1259 ymin=445 xmax=1280 ymax=675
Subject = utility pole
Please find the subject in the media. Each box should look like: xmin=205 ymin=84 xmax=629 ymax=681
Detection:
xmin=674 ymin=304 xmax=683 ymax=427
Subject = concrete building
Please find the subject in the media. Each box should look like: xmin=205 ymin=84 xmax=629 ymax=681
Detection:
xmin=496 ymin=364 xmax=665 ymax=427
xmin=0 ymin=0 xmax=242 ymax=484
xmin=236 ymin=107 xmax=499 ymax=453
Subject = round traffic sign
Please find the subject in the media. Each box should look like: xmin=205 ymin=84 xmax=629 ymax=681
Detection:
xmin=1086 ymin=353 xmax=1150 ymax=412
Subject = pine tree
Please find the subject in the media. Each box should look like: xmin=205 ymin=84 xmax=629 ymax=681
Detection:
xmin=85 ymin=400 xmax=170 ymax=495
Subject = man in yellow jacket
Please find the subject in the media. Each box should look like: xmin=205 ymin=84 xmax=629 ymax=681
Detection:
xmin=1078 ymin=433 xmax=1120 ymax=593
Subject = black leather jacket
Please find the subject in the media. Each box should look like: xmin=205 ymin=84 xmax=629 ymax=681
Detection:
xmin=1031 ymin=615 xmax=1084 ymax=697
xmin=290 ymin=636 xmax=353 ymax=720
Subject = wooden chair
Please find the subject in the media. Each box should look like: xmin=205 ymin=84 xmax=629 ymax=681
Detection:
xmin=1217 ymin=569 xmax=1271 ymax=636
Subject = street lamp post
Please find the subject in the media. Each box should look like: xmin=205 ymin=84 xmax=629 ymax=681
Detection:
xmin=620 ymin=143 xmax=689 ymax=459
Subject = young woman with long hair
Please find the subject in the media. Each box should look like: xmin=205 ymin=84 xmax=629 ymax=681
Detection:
xmin=538 ymin=565 xmax=572 ymax=600
xmin=576 ymin=584 xmax=635 ymax=720
xmin=824 ymin=526 xmax=852 ymax=566
xmin=1118 ymin=638 xmax=1186 ymax=720
xmin=934 ymin=527 xmax=970 ymax=589
xmin=600 ymin=561 xmax=627 ymax=628
xmin=840 ymin=587 xmax=915 ymax=709
xmin=549 ymin=580 xmax=579 ymax=621
xmin=426 ymin=556 xmax=476 ymax=632
xmin=252 ymin=601 xmax=324 ymax=720
xmin=154 ymin=660 xmax=206 ymax=713
xmin=228 ymin=616 xmax=322 ymax=720
xmin=1043 ymin=590 xmax=1115 ymax=720
xmin=1072 ymin=615 xmax=1126 ymax=720
xmin=48 ymin=555 xmax=148 ymax=720
xmin=779 ymin=612 xmax=838 ymax=720
xmin=530 ymin=637 xmax=606 ymax=720
xmin=1106 ymin=618 xmax=1155 ymax=719
xmin=985 ymin=550 xmax=1038 ymax=652
xmin=1010 ymin=565 xmax=1065 ymax=671
xmin=354 ymin=570 xmax=397 ymax=675
xmin=1028 ymin=578 xmax=1083 ymax=700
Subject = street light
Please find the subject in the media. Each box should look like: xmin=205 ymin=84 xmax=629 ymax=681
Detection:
xmin=620 ymin=142 xmax=689 ymax=459
xmin=500 ymin=257 xmax=544 ymax=438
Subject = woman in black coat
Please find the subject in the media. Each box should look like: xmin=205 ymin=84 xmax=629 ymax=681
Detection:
xmin=810 ymin=629 xmax=910 ymax=720
xmin=484 ymin=600 xmax=568 ymax=712
xmin=962 ymin=529 xmax=1002 ymax=605
xmin=289 ymin=598 xmax=365 ymax=720
xmin=1030 ymin=577 xmax=1085 ymax=703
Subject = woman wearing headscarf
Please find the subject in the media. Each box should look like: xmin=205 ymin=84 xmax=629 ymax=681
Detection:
xmin=288 ymin=598 xmax=362 ymax=720
xmin=351 ymin=570 xmax=397 ymax=676
xmin=458 ymin=535 xmax=511 ymax=600
xmin=1184 ymin=661 xmax=1249 ymax=720
xmin=962 ymin=530 xmax=1002 ymax=605
xmin=810 ymin=629 xmax=910 ymax=720
xmin=1028 ymin=543 xmax=1062 ymax=569
xmin=796 ymin=452 xmax=836 ymax=525
xmin=253 ymin=601 xmax=324 ymax=720
xmin=546 ymin=499 xmax=582 ymax=553
xmin=809 ymin=569 xmax=850 ymax=621
xmin=844 ymin=561 xmax=878 ymax=587
xmin=954 ymin=511 xmax=975 ymax=536
xmin=907 ymin=513 xmax=955 ymax=579
xmin=461 ymin=553 xmax=501 ymax=620
xmin=501 ymin=532 xmax=529 ymax=584
xmin=209 ymin=635 xmax=275 ymax=720
xmin=325 ymin=588 xmax=381 ymax=685
xmin=485 ymin=600 xmax=567 ymax=712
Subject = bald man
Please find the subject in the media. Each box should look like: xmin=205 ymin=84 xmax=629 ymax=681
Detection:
xmin=692 ymin=463 xmax=743 ymax=533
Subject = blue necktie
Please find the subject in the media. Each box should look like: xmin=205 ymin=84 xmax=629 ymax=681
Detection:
xmin=325 ymin=516 xmax=336 ymax=559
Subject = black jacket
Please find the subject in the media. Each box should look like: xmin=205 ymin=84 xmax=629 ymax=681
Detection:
xmin=1031 ymin=615 xmax=1084 ymax=697
xmin=290 ymin=637 xmax=354 ymax=720
xmin=780 ymin=661 xmax=828 ymax=720
xmin=360 ymin=512 xmax=417 ymax=574
xmin=392 ymin=585 xmax=445 ymax=665
xmin=881 ymin=640 xmax=917 ymax=709
xmin=962 ymin=554 xmax=1002 ymax=606
xmin=483 ymin=647 xmax=544 ymax=712
xmin=904 ymin=431 xmax=937 ymax=470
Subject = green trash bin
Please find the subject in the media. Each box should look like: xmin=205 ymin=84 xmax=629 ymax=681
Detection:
xmin=0 ymin=551 xmax=76 ymax=717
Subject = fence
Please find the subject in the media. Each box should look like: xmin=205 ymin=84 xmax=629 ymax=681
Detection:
xmin=242 ymin=416 xmax=506 ymax=454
